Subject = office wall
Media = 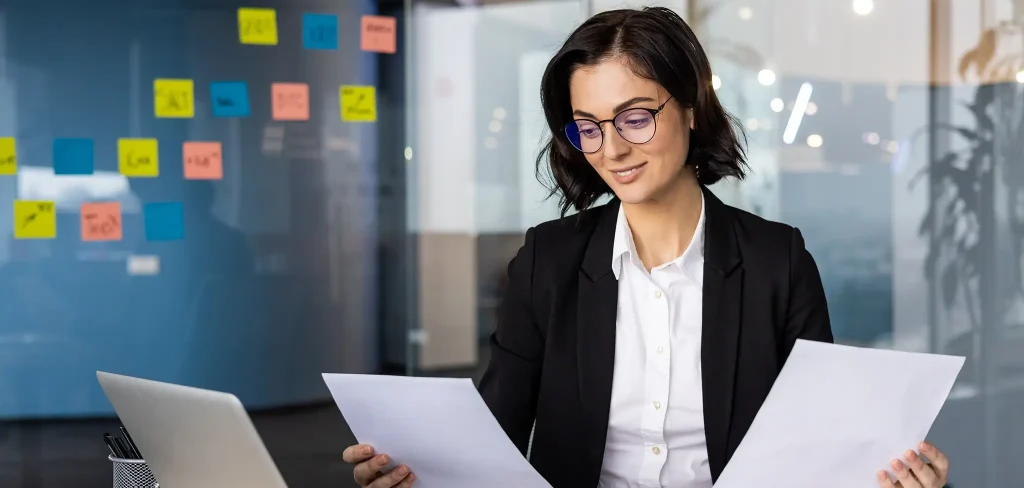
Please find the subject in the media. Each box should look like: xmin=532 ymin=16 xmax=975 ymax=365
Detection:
xmin=0 ymin=0 xmax=381 ymax=418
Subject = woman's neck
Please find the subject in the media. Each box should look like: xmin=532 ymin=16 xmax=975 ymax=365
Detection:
xmin=621 ymin=175 xmax=703 ymax=271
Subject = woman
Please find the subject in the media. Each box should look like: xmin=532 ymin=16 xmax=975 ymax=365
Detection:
xmin=343 ymin=7 xmax=951 ymax=488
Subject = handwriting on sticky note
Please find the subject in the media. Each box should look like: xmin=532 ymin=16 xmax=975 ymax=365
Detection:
xmin=0 ymin=137 xmax=16 ymax=175
xmin=360 ymin=15 xmax=396 ymax=54
xmin=13 ymin=200 xmax=56 ymax=239
xmin=272 ymin=83 xmax=310 ymax=121
xmin=81 ymin=202 xmax=123 ymax=242
xmin=154 ymin=79 xmax=195 ymax=118
xmin=119 ymin=138 xmax=159 ymax=177
xmin=183 ymin=141 xmax=223 ymax=180
xmin=238 ymin=7 xmax=278 ymax=45
xmin=303 ymin=13 xmax=338 ymax=50
xmin=340 ymin=85 xmax=377 ymax=122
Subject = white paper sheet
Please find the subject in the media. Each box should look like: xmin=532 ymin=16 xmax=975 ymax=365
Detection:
xmin=714 ymin=340 xmax=965 ymax=488
xmin=322 ymin=374 xmax=552 ymax=488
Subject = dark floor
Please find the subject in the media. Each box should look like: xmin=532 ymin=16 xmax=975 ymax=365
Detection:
xmin=0 ymin=357 xmax=489 ymax=488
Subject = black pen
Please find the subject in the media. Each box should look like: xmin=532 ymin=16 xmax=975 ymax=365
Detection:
xmin=113 ymin=437 xmax=133 ymax=459
xmin=119 ymin=426 xmax=142 ymax=459
xmin=102 ymin=434 xmax=119 ymax=457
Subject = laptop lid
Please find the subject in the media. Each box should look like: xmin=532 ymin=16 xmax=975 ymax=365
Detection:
xmin=97 ymin=371 xmax=288 ymax=488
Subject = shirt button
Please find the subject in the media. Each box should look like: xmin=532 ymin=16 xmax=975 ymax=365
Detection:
xmin=656 ymin=346 xmax=664 ymax=354
xmin=652 ymin=446 xmax=661 ymax=455
xmin=653 ymin=400 xmax=661 ymax=410
xmin=654 ymin=290 xmax=663 ymax=298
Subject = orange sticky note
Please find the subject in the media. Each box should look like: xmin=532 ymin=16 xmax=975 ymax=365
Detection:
xmin=183 ymin=141 xmax=223 ymax=180
xmin=81 ymin=202 xmax=123 ymax=242
xmin=360 ymin=15 xmax=396 ymax=54
xmin=272 ymin=83 xmax=310 ymax=121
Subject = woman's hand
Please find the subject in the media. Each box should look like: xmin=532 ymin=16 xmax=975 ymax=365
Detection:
xmin=876 ymin=442 xmax=949 ymax=488
xmin=342 ymin=444 xmax=416 ymax=488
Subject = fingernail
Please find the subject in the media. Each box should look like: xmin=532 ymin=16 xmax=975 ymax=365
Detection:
xmin=378 ymin=455 xmax=389 ymax=464
xmin=877 ymin=470 xmax=887 ymax=481
xmin=361 ymin=446 xmax=372 ymax=455
xmin=905 ymin=450 xmax=918 ymax=461
xmin=891 ymin=460 xmax=903 ymax=471
xmin=920 ymin=442 xmax=931 ymax=452
xmin=396 ymin=466 xmax=409 ymax=476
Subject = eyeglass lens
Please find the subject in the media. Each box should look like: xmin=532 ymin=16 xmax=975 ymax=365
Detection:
xmin=565 ymin=108 xmax=658 ymax=153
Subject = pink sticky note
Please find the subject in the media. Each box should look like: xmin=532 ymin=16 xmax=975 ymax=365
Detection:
xmin=81 ymin=202 xmax=123 ymax=242
xmin=183 ymin=141 xmax=224 ymax=180
xmin=272 ymin=83 xmax=310 ymax=121
xmin=360 ymin=15 xmax=396 ymax=54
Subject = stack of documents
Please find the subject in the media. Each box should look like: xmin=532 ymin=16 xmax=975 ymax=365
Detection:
xmin=713 ymin=340 xmax=964 ymax=488
xmin=323 ymin=374 xmax=552 ymax=488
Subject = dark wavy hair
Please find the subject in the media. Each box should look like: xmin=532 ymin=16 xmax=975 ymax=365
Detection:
xmin=537 ymin=7 xmax=748 ymax=216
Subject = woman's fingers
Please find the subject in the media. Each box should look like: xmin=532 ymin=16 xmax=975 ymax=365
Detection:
xmin=890 ymin=459 xmax=923 ymax=488
xmin=354 ymin=454 xmax=392 ymax=485
xmin=368 ymin=464 xmax=413 ymax=488
xmin=876 ymin=470 xmax=898 ymax=488
xmin=920 ymin=442 xmax=950 ymax=481
xmin=904 ymin=450 xmax=938 ymax=486
xmin=342 ymin=444 xmax=375 ymax=464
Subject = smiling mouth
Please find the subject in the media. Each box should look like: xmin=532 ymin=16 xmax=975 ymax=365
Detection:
xmin=611 ymin=163 xmax=645 ymax=177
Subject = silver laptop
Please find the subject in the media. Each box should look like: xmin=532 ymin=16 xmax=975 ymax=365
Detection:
xmin=97 ymin=371 xmax=288 ymax=488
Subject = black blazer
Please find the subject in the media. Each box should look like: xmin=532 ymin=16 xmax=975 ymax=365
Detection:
xmin=478 ymin=186 xmax=834 ymax=488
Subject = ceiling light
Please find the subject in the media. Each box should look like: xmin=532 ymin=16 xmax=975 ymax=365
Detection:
xmin=757 ymin=69 xmax=776 ymax=86
xmin=807 ymin=134 xmax=823 ymax=148
xmin=853 ymin=0 xmax=873 ymax=16
xmin=712 ymin=75 xmax=722 ymax=90
xmin=738 ymin=7 xmax=753 ymax=20
xmin=805 ymin=102 xmax=818 ymax=115
xmin=1016 ymin=71 xmax=1024 ymax=84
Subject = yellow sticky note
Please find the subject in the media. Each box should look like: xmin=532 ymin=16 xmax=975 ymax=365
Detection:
xmin=0 ymin=137 xmax=16 ymax=175
xmin=154 ymin=79 xmax=194 ymax=118
xmin=119 ymin=138 xmax=159 ymax=177
xmin=340 ymin=85 xmax=377 ymax=122
xmin=14 ymin=200 xmax=56 ymax=239
xmin=238 ymin=8 xmax=278 ymax=45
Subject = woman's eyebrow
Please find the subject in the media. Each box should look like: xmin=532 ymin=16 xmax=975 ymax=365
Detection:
xmin=572 ymin=96 xmax=658 ymax=119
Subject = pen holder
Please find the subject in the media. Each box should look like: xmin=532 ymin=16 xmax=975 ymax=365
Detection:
xmin=109 ymin=455 xmax=158 ymax=488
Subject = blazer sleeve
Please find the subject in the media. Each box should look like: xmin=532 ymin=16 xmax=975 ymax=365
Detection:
xmin=781 ymin=227 xmax=835 ymax=364
xmin=478 ymin=227 xmax=544 ymax=455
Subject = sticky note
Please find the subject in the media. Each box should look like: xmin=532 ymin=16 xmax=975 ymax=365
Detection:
xmin=238 ymin=7 xmax=278 ymax=45
xmin=210 ymin=81 xmax=250 ymax=117
xmin=81 ymin=202 xmax=123 ymax=242
xmin=272 ymin=83 xmax=310 ymax=121
xmin=119 ymin=138 xmax=159 ymax=177
xmin=183 ymin=141 xmax=223 ymax=180
xmin=144 ymin=202 xmax=184 ymax=241
xmin=340 ymin=85 xmax=377 ymax=122
xmin=154 ymin=78 xmax=195 ymax=118
xmin=13 ymin=200 xmax=56 ymax=239
xmin=360 ymin=15 xmax=397 ymax=54
xmin=303 ymin=13 xmax=338 ymax=50
xmin=0 ymin=137 xmax=16 ymax=175
xmin=53 ymin=138 xmax=95 ymax=175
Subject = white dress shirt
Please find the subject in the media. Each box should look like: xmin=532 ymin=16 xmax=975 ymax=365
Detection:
xmin=598 ymin=195 xmax=712 ymax=488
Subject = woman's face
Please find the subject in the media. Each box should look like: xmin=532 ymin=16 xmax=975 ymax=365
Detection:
xmin=568 ymin=56 xmax=693 ymax=205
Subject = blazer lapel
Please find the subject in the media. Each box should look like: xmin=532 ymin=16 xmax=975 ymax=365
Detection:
xmin=577 ymin=201 xmax=620 ymax=482
xmin=700 ymin=187 xmax=743 ymax=481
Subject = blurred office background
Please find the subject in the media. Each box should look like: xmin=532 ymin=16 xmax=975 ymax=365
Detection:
xmin=0 ymin=0 xmax=1022 ymax=486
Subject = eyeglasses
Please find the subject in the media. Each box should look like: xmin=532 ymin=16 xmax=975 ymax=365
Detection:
xmin=564 ymin=97 xmax=673 ymax=154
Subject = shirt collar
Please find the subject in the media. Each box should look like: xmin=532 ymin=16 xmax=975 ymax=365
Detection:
xmin=611 ymin=192 xmax=706 ymax=284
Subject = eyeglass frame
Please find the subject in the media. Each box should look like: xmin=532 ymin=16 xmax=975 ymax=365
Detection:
xmin=564 ymin=96 xmax=674 ymax=154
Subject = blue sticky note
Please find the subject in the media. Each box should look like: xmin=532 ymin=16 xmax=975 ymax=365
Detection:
xmin=53 ymin=138 xmax=95 ymax=175
xmin=144 ymin=202 xmax=184 ymax=241
xmin=209 ymin=81 xmax=251 ymax=117
xmin=303 ymin=13 xmax=338 ymax=50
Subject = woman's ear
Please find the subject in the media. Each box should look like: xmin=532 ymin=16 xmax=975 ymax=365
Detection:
xmin=688 ymin=108 xmax=695 ymax=130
